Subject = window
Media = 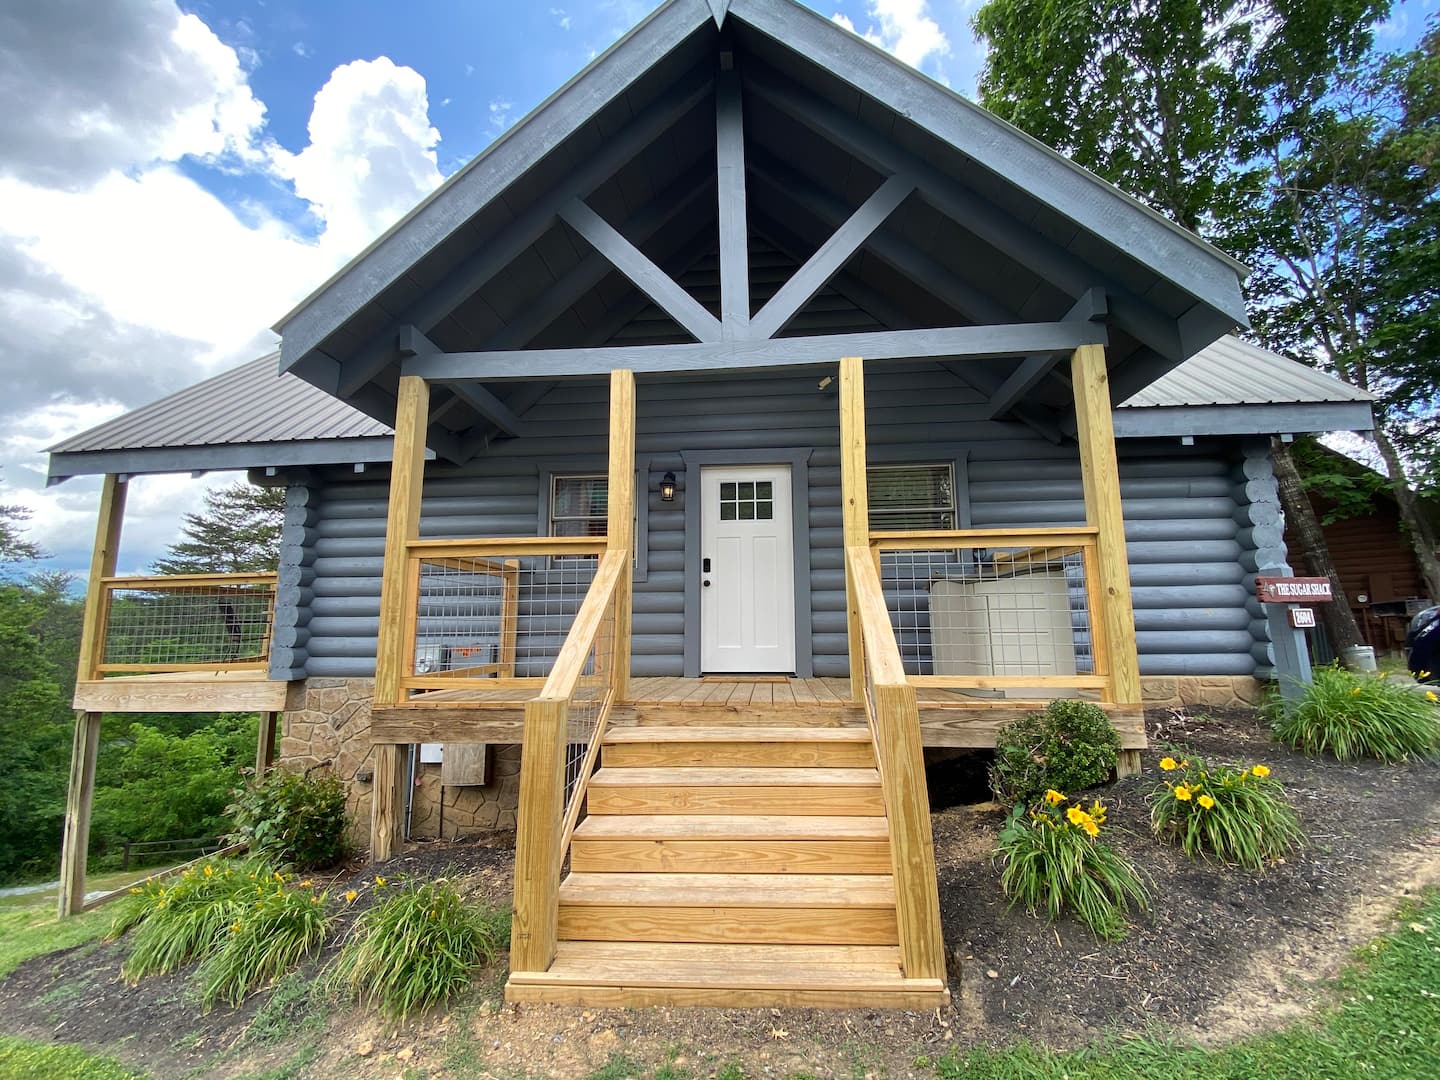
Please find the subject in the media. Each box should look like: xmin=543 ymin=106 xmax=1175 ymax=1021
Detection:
xmin=868 ymin=464 xmax=956 ymax=530
xmin=550 ymin=475 xmax=608 ymax=537
xmin=719 ymin=480 xmax=774 ymax=521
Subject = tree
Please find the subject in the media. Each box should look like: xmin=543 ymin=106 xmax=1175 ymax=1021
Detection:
xmin=1 ymin=473 xmax=44 ymax=579
xmin=151 ymin=480 xmax=285 ymax=575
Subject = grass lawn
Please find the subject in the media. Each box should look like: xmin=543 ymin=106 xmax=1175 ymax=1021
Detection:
xmin=0 ymin=907 xmax=112 ymax=981
xmin=0 ymin=1035 xmax=142 ymax=1079
xmin=0 ymin=867 xmax=177 ymax=913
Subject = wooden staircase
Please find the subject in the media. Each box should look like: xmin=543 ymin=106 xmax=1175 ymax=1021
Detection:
xmin=504 ymin=715 xmax=951 ymax=1007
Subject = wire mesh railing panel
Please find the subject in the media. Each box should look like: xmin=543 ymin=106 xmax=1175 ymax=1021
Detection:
xmin=412 ymin=555 xmax=598 ymax=683
xmin=878 ymin=543 xmax=1094 ymax=680
xmin=100 ymin=582 xmax=276 ymax=671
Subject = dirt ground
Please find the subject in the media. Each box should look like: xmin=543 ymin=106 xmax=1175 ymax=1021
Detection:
xmin=2 ymin=706 xmax=1438 ymax=1079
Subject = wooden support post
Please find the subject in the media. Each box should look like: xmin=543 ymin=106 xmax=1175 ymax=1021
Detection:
xmin=59 ymin=473 xmax=127 ymax=917
xmin=373 ymin=375 xmax=430 ymax=708
xmin=839 ymin=357 xmax=869 ymax=704
xmin=57 ymin=712 xmax=102 ymax=917
xmin=509 ymin=697 xmax=568 ymax=974
xmin=255 ymin=711 xmax=278 ymax=776
xmin=370 ymin=375 xmax=428 ymax=863
xmin=1116 ymin=750 xmax=1142 ymax=777
xmin=370 ymin=743 xmax=406 ymax=863
xmin=607 ymin=370 xmax=635 ymax=703
xmin=499 ymin=560 xmax=520 ymax=678
xmin=1072 ymin=344 xmax=1141 ymax=707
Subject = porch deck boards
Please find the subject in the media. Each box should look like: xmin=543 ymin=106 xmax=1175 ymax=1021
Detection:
xmin=369 ymin=676 xmax=1146 ymax=748
xmin=73 ymin=670 xmax=289 ymax=713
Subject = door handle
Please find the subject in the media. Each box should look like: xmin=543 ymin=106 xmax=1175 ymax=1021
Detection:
xmin=703 ymin=579 xmax=711 ymax=587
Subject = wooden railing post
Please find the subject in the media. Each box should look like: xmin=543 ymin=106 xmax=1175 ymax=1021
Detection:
xmin=371 ymin=375 xmax=429 ymax=862
xmin=1072 ymin=344 xmax=1142 ymax=775
xmin=838 ymin=356 xmax=869 ymax=704
xmin=511 ymin=697 xmax=568 ymax=973
xmin=499 ymin=560 xmax=520 ymax=677
xmin=606 ymin=370 xmax=635 ymax=702
xmin=59 ymin=473 xmax=126 ymax=917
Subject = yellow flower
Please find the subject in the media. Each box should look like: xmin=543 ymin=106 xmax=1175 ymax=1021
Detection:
xmin=1251 ymin=764 xmax=1270 ymax=778
xmin=1044 ymin=789 xmax=1066 ymax=806
xmin=1090 ymin=800 xmax=1107 ymax=824
xmin=1174 ymin=785 xmax=1192 ymax=801
xmin=1426 ymin=690 xmax=1438 ymax=703
xmin=300 ymin=879 xmax=313 ymax=888
xmin=374 ymin=876 xmax=387 ymax=888
xmin=229 ymin=922 xmax=241 ymax=934
xmin=1082 ymin=819 xmax=1099 ymax=837
xmin=203 ymin=865 xmax=214 ymax=877
xmin=311 ymin=895 xmax=322 ymax=904
xmin=345 ymin=890 xmax=358 ymax=904
xmin=129 ymin=887 xmax=142 ymax=895
xmin=273 ymin=871 xmax=286 ymax=883
xmin=1418 ymin=670 xmax=1432 ymax=680
xmin=1159 ymin=757 xmax=1178 ymax=771
xmin=1067 ymin=806 xmax=1088 ymax=827
xmin=1351 ymin=686 xmax=1362 ymax=696
xmin=1198 ymin=794 xmax=1216 ymax=809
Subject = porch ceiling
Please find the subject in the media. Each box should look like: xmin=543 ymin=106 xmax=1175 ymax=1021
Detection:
xmin=273 ymin=0 xmax=1249 ymax=455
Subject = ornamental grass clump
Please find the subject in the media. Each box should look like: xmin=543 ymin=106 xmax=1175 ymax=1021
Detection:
xmin=328 ymin=876 xmax=509 ymax=1021
xmin=1150 ymin=752 xmax=1302 ymax=870
xmin=990 ymin=699 xmax=1122 ymax=807
xmin=198 ymin=878 xmax=331 ymax=1010
xmin=995 ymin=790 xmax=1149 ymax=941
xmin=112 ymin=858 xmax=276 ymax=982
xmin=1269 ymin=664 xmax=1440 ymax=763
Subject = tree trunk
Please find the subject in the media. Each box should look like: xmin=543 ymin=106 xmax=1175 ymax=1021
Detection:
xmin=1371 ymin=423 xmax=1440 ymax=603
xmin=1271 ymin=437 xmax=1366 ymax=653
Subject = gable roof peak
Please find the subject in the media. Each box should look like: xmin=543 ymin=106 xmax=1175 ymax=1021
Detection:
xmin=706 ymin=0 xmax=732 ymax=27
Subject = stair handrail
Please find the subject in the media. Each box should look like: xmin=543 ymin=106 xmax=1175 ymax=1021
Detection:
xmin=510 ymin=547 xmax=628 ymax=976
xmin=846 ymin=545 xmax=947 ymax=984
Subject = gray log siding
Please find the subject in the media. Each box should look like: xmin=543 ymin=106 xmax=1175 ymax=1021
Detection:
xmin=278 ymin=369 xmax=1280 ymax=681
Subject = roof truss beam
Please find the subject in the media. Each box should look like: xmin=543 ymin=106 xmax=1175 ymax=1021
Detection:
xmin=748 ymin=174 xmax=915 ymax=340
xmin=985 ymin=289 xmax=1107 ymax=419
xmin=399 ymin=326 xmax=528 ymax=436
xmin=716 ymin=65 xmax=750 ymax=338
xmin=559 ymin=197 xmax=724 ymax=343
xmin=401 ymin=321 xmax=1107 ymax=382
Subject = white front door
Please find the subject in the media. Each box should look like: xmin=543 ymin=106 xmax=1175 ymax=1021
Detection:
xmin=700 ymin=465 xmax=796 ymax=673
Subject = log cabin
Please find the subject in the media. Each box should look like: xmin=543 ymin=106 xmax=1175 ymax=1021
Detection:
xmin=47 ymin=0 xmax=1374 ymax=1007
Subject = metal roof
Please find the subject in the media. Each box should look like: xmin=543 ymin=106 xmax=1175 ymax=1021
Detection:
xmin=47 ymin=353 xmax=389 ymax=454
xmin=1121 ymin=335 xmax=1372 ymax=408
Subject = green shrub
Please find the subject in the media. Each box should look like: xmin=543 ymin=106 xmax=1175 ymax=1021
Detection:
xmin=328 ymin=876 xmax=509 ymax=1021
xmin=990 ymin=699 xmax=1121 ymax=806
xmin=1150 ymin=751 xmax=1303 ymax=869
xmin=228 ymin=768 xmax=350 ymax=870
xmin=113 ymin=858 xmax=275 ymax=981
xmin=198 ymin=879 xmax=331 ymax=1009
xmin=1269 ymin=665 xmax=1440 ymax=763
xmin=994 ymin=790 xmax=1148 ymax=941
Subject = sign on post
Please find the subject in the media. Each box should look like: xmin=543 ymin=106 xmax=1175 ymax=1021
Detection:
xmin=1289 ymin=608 xmax=1317 ymax=629
xmin=1255 ymin=577 xmax=1334 ymax=604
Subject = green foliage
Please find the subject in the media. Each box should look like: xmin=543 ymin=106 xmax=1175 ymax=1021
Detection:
xmin=228 ymin=768 xmax=350 ymax=870
xmin=0 ymin=907 xmax=111 ymax=980
xmin=0 ymin=1035 xmax=142 ymax=1080
xmin=1150 ymin=752 xmax=1304 ymax=869
xmin=151 ymin=480 xmax=284 ymax=575
xmin=197 ymin=880 xmax=331 ymax=1010
xmin=934 ymin=890 xmax=1440 ymax=1078
xmin=990 ymin=699 xmax=1121 ymax=806
xmin=328 ymin=876 xmax=509 ymax=1021
xmin=1270 ymin=665 xmax=1440 ymax=762
xmin=0 ymin=475 xmax=45 ymax=577
xmin=114 ymin=858 xmax=276 ymax=981
xmin=245 ymin=970 xmax=329 ymax=1044
xmin=995 ymin=794 xmax=1148 ymax=941
xmin=1291 ymin=437 xmax=1391 ymax=523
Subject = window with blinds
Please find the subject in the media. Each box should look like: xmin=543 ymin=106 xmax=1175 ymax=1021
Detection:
xmin=551 ymin=475 xmax=608 ymax=537
xmin=868 ymin=463 xmax=956 ymax=530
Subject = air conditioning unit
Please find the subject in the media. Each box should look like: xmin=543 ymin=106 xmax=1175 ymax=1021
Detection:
xmin=930 ymin=572 xmax=1077 ymax=678
xmin=414 ymin=643 xmax=447 ymax=674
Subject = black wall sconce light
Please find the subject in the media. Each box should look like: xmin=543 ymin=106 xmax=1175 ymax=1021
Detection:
xmin=659 ymin=471 xmax=677 ymax=502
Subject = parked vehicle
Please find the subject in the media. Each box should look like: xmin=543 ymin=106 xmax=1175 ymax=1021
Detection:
xmin=1407 ymin=606 xmax=1440 ymax=682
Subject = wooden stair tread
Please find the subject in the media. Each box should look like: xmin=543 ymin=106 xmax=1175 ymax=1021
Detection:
xmin=511 ymin=942 xmax=944 ymax=993
xmin=589 ymin=766 xmax=880 ymax=786
xmin=559 ymin=872 xmax=895 ymax=906
xmin=573 ymin=814 xmax=890 ymax=840
xmin=603 ymin=727 xmax=873 ymax=744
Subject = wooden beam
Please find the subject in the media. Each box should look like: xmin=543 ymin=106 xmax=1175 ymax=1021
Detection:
xmin=986 ymin=290 xmax=1108 ymax=419
xmin=749 ymin=175 xmax=915 ymax=341
xmin=370 ymin=742 xmax=405 ymax=863
xmin=1072 ymin=343 xmax=1141 ymax=705
xmin=57 ymin=712 xmax=101 ymax=917
xmin=255 ymin=711 xmax=278 ymax=776
xmin=445 ymin=382 xmax=529 ymax=437
xmin=402 ymin=322 xmax=1107 ymax=382
xmin=510 ymin=697 xmax=568 ymax=973
xmin=838 ymin=357 xmax=869 ymax=705
xmin=75 ymin=474 xmax=125 ymax=683
xmin=558 ymin=198 xmax=724 ymax=343
xmin=373 ymin=376 xmax=430 ymax=707
xmin=325 ymin=76 xmax=708 ymax=394
xmin=716 ymin=67 xmax=750 ymax=339
xmin=607 ymin=370 xmax=636 ymax=702
xmin=744 ymin=68 xmax=1185 ymax=359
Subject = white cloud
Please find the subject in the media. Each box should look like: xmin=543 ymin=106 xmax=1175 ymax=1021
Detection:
xmin=831 ymin=0 xmax=950 ymax=71
xmin=293 ymin=41 xmax=313 ymax=58
xmin=270 ymin=58 xmax=445 ymax=258
xmin=550 ymin=7 xmax=573 ymax=31
xmin=489 ymin=99 xmax=516 ymax=132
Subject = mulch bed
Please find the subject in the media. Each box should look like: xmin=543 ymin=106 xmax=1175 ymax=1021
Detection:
xmin=0 ymin=707 xmax=1436 ymax=1078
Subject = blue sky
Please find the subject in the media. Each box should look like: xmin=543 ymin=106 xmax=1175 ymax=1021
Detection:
xmin=0 ymin=0 xmax=1430 ymax=578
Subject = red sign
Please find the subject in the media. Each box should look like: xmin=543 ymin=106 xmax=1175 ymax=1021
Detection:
xmin=1256 ymin=577 xmax=1334 ymax=603
xmin=1289 ymin=608 xmax=1317 ymax=629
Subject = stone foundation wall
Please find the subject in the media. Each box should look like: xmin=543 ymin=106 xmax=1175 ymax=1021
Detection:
xmin=1141 ymin=675 xmax=1268 ymax=710
xmin=278 ymin=678 xmax=522 ymax=850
